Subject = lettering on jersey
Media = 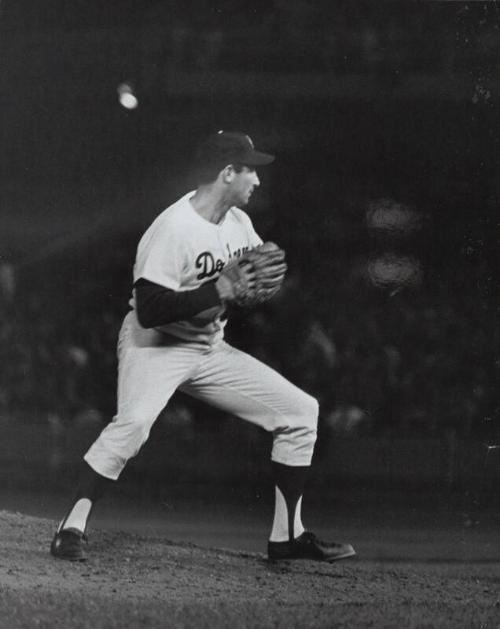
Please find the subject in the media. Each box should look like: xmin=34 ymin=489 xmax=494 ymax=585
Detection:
xmin=226 ymin=243 xmax=250 ymax=260
xmin=196 ymin=252 xmax=224 ymax=279
xmin=195 ymin=246 xmax=250 ymax=280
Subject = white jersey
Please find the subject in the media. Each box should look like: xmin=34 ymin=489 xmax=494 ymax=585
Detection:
xmin=130 ymin=191 xmax=262 ymax=345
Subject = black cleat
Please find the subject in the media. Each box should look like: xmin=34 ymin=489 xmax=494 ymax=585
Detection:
xmin=268 ymin=531 xmax=356 ymax=562
xmin=50 ymin=528 xmax=87 ymax=562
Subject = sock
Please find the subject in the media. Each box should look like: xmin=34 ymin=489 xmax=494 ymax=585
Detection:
xmin=269 ymin=487 xmax=305 ymax=542
xmin=269 ymin=462 xmax=309 ymax=542
xmin=58 ymin=461 xmax=112 ymax=534
xmin=59 ymin=498 xmax=92 ymax=533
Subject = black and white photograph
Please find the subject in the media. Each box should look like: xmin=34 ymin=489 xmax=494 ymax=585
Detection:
xmin=0 ymin=1 xmax=499 ymax=627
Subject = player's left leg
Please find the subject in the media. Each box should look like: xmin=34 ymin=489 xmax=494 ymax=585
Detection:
xmin=50 ymin=461 xmax=111 ymax=561
xmin=51 ymin=313 xmax=204 ymax=560
xmin=180 ymin=341 xmax=355 ymax=562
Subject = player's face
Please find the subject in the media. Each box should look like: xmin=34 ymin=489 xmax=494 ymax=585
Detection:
xmin=230 ymin=166 xmax=260 ymax=207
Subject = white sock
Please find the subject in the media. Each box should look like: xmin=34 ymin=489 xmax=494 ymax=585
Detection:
xmin=269 ymin=487 xmax=305 ymax=542
xmin=58 ymin=498 xmax=92 ymax=533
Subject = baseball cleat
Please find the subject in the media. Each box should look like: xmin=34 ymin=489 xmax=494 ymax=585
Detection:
xmin=267 ymin=531 xmax=356 ymax=562
xmin=50 ymin=528 xmax=87 ymax=561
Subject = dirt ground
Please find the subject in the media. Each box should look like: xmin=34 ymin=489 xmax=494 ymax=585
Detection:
xmin=0 ymin=509 xmax=498 ymax=629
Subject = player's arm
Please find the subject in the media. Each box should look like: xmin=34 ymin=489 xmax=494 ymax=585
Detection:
xmin=134 ymin=278 xmax=222 ymax=328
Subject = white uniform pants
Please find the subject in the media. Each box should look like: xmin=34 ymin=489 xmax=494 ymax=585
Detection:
xmin=85 ymin=311 xmax=318 ymax=480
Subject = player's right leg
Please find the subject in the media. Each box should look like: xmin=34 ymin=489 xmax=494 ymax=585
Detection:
xmin=180 ymin=342 xmax=355 ymax=562
xmin=50 ymin=313 xmax=202 ymax=561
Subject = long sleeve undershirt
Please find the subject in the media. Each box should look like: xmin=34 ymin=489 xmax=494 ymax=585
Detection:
xmin=134 ymin=277 xmax=222 ymax=328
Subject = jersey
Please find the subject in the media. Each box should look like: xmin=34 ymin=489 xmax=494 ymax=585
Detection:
xmin=130 ymin=191 xmax=263 ymax=345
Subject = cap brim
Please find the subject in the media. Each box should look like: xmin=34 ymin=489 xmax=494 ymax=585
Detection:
xmin=242 ymin=150 xmax=275 ymax=166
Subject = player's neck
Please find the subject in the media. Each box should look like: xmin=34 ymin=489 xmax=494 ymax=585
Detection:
xmin=190 ymin=187 xmax=231 ymax=225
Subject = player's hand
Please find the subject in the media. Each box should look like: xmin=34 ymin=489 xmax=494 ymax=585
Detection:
xmin=215 ymin=258 xmax=257 ymax=304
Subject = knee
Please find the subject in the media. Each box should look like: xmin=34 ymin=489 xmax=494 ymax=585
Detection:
xmin=302 ymin=408 xmax=318 ymax=450
xmin=271 ymin=393 xmax=319 ymax=466
xmin=296 ymin=392 xmax=319 ymax=431
xmin=307 ymin=394 xmax=320 ymax=423
xmin=286 ymin=392 xmax=319 ymax=444
xmin=104 ymin=413 xmax=153 ymax=458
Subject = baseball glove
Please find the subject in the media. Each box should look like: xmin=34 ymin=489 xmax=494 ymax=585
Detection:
xmin=216 ymin=242 xmax=287 ymax=306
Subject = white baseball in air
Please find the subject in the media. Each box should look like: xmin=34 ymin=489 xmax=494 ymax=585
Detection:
xmin=119 ymin=92 xmax=138 ymax=109
xmin=117 ymin=83 xmax=138 ymax=109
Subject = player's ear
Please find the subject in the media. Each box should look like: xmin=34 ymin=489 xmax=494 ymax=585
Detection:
xmin=221 ymin=164 xmax=235 ymax=183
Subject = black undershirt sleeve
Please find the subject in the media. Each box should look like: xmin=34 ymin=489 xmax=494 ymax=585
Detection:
xmin=134 ymin=277 xmax=222 ymax=328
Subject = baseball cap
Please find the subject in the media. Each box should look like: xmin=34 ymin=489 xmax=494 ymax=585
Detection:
xmin=195 ymin=131 xmax=275 ymax=169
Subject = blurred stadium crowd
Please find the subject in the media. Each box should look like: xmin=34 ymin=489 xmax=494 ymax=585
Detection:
xmin=137 ymin=0 xmax=498 ymax=78
xmin=1 ymin=198 xmax=497 ymax=447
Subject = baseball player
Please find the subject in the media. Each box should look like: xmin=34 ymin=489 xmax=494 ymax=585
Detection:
xmin=50 ymin=131 xmax=355 ymax=563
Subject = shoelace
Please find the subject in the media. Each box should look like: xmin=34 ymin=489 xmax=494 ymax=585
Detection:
xmin=301 ymin=532 xmax=342 ymax=549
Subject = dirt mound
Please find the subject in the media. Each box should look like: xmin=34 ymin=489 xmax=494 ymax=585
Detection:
xmin=0 ymin=510 xmax=498 ymax=629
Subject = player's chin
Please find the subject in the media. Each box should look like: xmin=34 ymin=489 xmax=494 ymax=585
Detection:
xmin=245 ymin=190 xmax=255 ymax=204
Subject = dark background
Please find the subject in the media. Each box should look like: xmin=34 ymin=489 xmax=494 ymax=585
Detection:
xmin=1 ymin=1 xmax=499 ymax=499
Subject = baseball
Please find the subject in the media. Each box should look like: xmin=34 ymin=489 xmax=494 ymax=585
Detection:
xmin=259 ymin=241 xmax=280 ymax=252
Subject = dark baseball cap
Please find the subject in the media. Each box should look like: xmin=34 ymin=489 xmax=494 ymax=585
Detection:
xmin=195 ymin=131 xmax=275 ymax=169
